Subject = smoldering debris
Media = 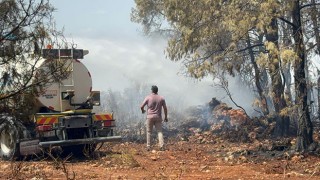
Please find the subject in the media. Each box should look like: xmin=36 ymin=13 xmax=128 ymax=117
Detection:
xmin=115 ymin=97 xmax=276 ymax=144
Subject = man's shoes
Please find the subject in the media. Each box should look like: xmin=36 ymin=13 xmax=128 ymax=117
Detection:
xmin=146 ymin=147 xmax=151 ymax=151
xmin=159 ymin=147 xmax=165 ymax=151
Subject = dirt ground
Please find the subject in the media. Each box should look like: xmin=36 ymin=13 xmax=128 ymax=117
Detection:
xmin=1 ymin=133 xmax=320 ymax=180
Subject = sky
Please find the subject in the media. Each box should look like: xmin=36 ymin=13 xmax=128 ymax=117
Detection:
xmin=50 ymin=0 xmax=255 ymax=110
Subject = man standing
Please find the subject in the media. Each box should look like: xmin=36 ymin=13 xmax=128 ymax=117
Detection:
xmin=140 ymin=85 xmax=168 ymax=151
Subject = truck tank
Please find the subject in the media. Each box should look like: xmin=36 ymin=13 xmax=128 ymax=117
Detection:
xmin=36 ymin=58 xmax=92 ymax=112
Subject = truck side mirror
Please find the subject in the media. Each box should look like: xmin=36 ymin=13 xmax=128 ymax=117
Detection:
xmin=90 ymin=91 xmax=100 ymax=106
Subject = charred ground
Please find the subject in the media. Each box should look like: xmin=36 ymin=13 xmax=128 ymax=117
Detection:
xmin=1 ymin=99 xmax=320 ymax=179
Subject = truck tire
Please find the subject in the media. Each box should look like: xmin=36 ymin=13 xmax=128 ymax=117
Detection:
xmin=61 ymin=128 xmax=96 ymax=157
xmin=0 ymin=115 xmax=20 ymax=160
xmin=61 ymin=143 xmax=96 ymax=157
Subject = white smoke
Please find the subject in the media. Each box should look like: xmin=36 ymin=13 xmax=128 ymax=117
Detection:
xmin=68 ymin=37 xmax=216 ymax=107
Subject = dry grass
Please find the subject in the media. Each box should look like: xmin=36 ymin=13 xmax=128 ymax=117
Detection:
xmin=109 ymin=148 xmax=141 ymax=168
xmin=45 ymin=148 xmax=76 ymax=180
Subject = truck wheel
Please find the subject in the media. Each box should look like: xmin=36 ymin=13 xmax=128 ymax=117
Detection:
xmin=83 ymin=143 xmax=97 ymax=156
xmin=0 ymin=116 xmax=20 ymax=160
xmin=61 ymin=128 xmax=97 ymax=157
xmin=61 ymin=143 xmax=97 ymax=157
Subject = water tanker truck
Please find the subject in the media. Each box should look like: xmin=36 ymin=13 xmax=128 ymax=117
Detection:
xmin=0 ymin=48 xmax=121 ymax=160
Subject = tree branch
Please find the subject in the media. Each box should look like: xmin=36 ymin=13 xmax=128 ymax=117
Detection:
xmin=278 ymin=17 xmax=295 ymax=28
xmin=300 ymin=3 xmax=320 ymax=10
xmin=237 ymin=43 xmax=264 ymax=53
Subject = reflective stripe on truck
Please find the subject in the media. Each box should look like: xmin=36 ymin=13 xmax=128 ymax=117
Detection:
xmin=93 ymin=114 xmax=115 ymax=127
xmin=36 ymin=116 xmax=59 ymax=125
xmin=93 ymin=114 xmax=113 ymax=121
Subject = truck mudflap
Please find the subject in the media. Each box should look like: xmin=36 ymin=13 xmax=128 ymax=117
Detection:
xmin=38 ymin=136 xmax=122 ymax=148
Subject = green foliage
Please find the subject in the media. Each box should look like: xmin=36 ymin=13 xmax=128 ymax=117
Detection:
xmin=132 ymin=0 xmax=275 ymax=79
xmin=132 ymin=0 xmax=317 ymax=80
xmin=0 ymin=0 xmax=67 ymax=118
xmin=132 ymin=0 xmax=320 ymax=111
xmin=280 ymin=49 xmax=300 ymax=65
xmin=1 ymin=0 xmax=54 ymax=95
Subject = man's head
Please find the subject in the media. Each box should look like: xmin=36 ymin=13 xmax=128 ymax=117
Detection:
xmin=151 ymin=85 xmax=158 ymax=94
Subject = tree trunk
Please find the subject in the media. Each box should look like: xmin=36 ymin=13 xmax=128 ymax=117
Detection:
xmin=292 ymin=0 xmax=313 ymax=151
xmin=318 ymin=72 xmax=320 ymax=118
xmin=246 ymin=33 xmax=269 ymax=115
xmin=265 ymin=17 xmax=289 ymax=137
xmin=311 ymin=0 xmax=320 ymax=54
xmin=280 ymin=11 xmax=294 ymax=105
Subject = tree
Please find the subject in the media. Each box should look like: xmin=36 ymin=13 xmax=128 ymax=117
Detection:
xmin=291 ymin=0 xmax=313 ymax=151
xmin=132 ymin=0 xmax=320 ymax=151
xmin=0 ymin=0 xmax=67 ymax=119
xmin=310 ymin=0 xmax=320 ymax=54
xmin=132 ymin=0 xmax=286 ymax=123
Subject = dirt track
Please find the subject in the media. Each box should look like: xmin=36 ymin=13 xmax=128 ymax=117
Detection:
xmin=1 ymin=135 xmax=320 ymax=180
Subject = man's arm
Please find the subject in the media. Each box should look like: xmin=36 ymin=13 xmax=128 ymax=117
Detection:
xmin=140 ymin=98 xmax=147 ymax=114
xmin=140 ymin=105 xmax=146 ymax=114
xmin=163 ymin=104 xmax=168 ymax=122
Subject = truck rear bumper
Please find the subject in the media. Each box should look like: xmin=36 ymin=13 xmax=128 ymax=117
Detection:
xmin=38 ymin=136 xmax=122 ymax=147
